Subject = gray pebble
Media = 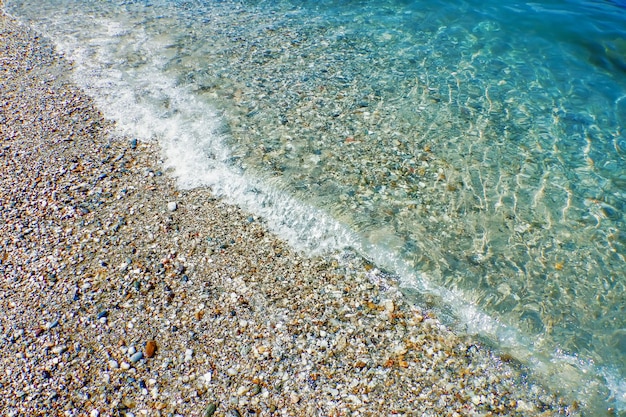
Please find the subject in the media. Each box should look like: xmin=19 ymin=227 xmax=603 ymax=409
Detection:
xmin=130 ymin=351 xmax=143 ymax=363
xmin=203 ymin=403 xmax=217 ymax=417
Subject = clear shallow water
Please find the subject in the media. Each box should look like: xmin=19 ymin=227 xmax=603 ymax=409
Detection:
xmin=7 ymin=0 xmax=626 ymax=413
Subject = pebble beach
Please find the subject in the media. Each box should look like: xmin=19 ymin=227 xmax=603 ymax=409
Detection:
xmin=0 ymin=8 xmax=583 ymax=417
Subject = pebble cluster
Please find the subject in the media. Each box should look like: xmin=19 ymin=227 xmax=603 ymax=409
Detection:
xmin=0 ymin=11 xmax=581 ymax=417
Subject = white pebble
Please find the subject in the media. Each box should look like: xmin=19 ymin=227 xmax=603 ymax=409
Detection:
xmin=201 ymin=372 xmax=212 ymax=384
xmin=167 ymin=201 xmax=177 ymax=211
xmin=382 ymin=299 xmax=395 ymax=313
xmin=108 ymin=360 xmax=119 ymax=370
xmin=52 ymin=345 xmax=67 ymax=354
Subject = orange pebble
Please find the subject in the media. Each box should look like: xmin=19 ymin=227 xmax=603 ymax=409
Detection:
xmin=145 ymin=340 xmax=157 ymax=358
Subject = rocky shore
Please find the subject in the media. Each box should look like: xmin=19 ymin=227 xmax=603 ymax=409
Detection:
xmin=0 ymin=10 xmax=579 ymax=417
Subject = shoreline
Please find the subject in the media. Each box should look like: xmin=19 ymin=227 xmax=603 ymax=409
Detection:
xmin=0 ymin=11 xmax=579 ymax=417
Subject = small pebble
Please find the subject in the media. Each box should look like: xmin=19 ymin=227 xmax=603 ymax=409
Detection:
xmin=51 ymin=345 xmax=67 ymax=355
xmin=145 ymin=340 xmax=157 ymax=358
xmin=167 ymin=201 xmax=178 ymax=211
xmin=203 ymin=403 xmax=217 ymax=417
xmin=130 ymin=351 xmax=144 ymax=363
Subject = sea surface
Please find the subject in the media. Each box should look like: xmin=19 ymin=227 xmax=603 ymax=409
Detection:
xmin=6 ymin=0 xmax=626 ymax=414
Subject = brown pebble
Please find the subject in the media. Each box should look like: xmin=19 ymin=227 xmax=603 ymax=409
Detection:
xmin=354 ymin=360 xmax=367 ymax=369
xmin=145 ymin=340 xmax=157 ymax=358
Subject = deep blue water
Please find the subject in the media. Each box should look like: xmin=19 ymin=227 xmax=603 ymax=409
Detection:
xmin=7 ymin=0 xmax=626 ymax=413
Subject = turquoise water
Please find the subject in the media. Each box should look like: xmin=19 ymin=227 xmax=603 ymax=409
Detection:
xmin=7 ymin=0 xmax=626 ymax=413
